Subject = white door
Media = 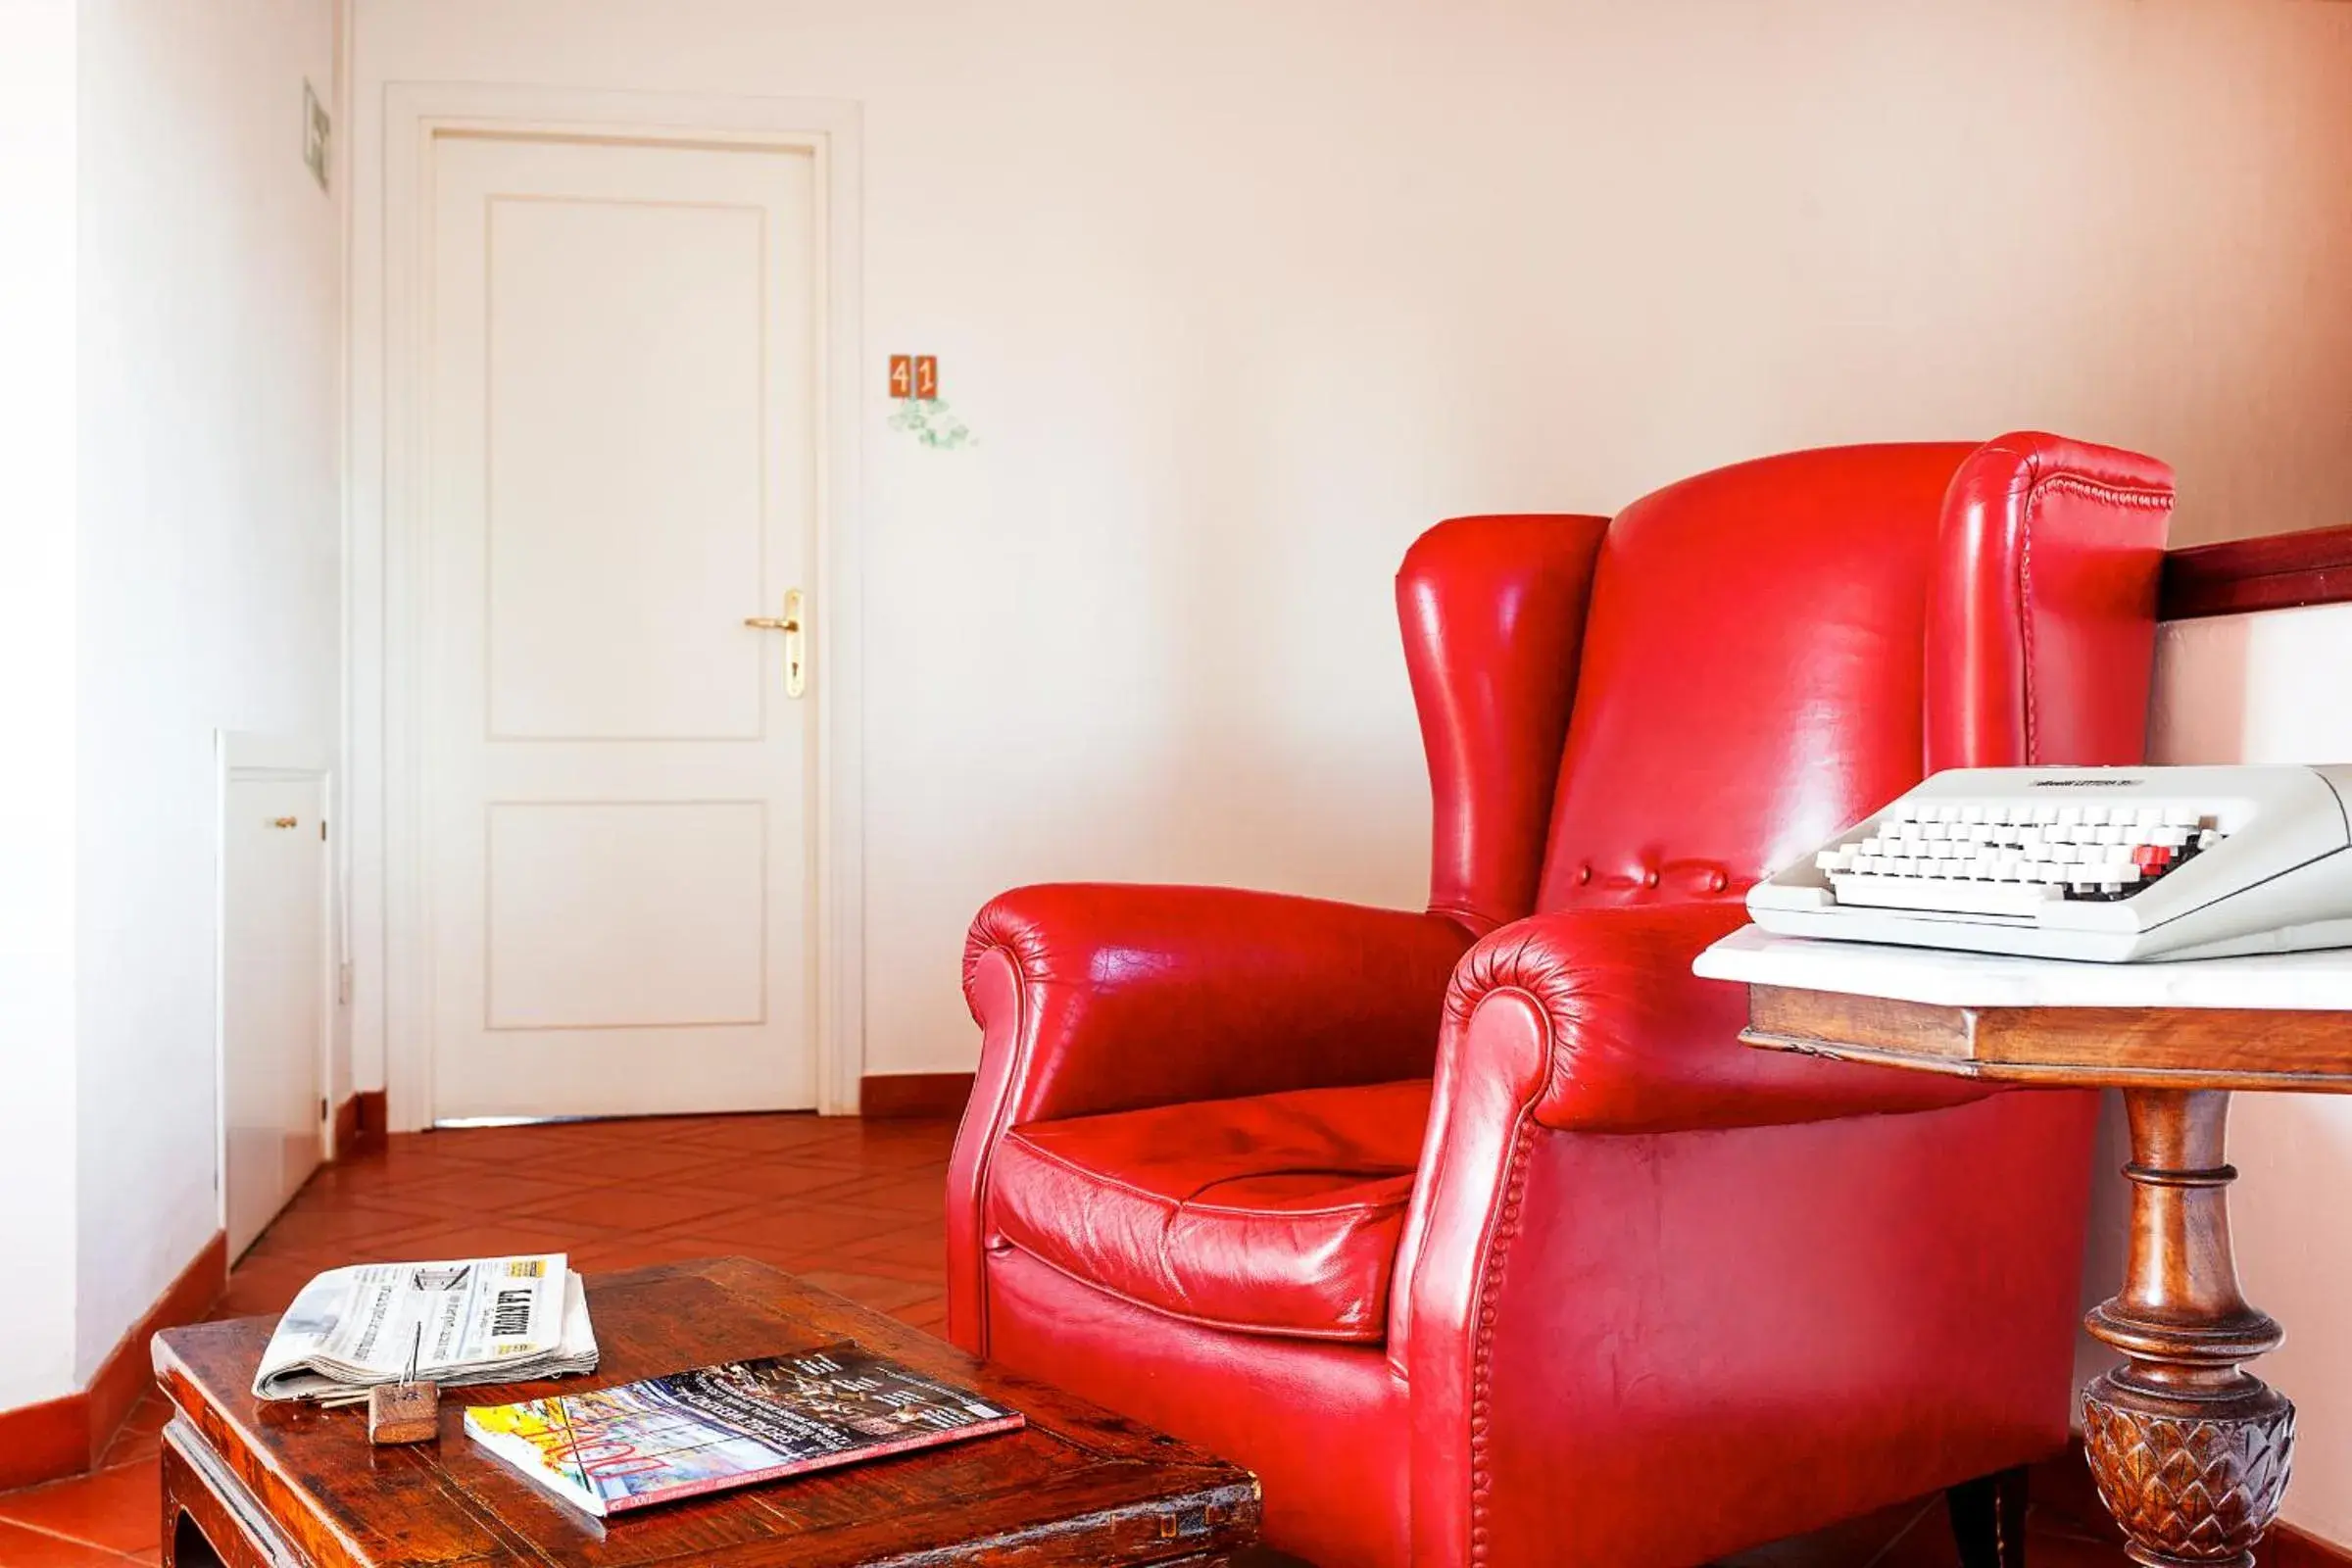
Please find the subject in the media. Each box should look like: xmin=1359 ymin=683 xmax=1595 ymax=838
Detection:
xmin=423 ymin=130 xmax=819 ymax=1121
xmin=223 ymin=777 xmax=327 ymax=1257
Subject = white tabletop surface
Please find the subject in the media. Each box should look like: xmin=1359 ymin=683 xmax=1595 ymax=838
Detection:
xmin=1694 ymin=925 xmax=2352 ymax=1011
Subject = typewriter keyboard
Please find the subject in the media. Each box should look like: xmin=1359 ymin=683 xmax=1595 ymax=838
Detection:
xmin=1812 ymin=800 xmax=2224 ymax=918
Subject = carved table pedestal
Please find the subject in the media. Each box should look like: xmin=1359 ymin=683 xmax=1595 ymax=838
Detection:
xmin=2078 ymin=1089 xmax=2291 ymax=1568
xmin=1696 ymin=929 xmax=2352 ymax=1568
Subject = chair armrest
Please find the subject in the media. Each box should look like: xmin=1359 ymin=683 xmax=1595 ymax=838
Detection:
xmin=1452 ymin=903 xmax=1987 ymax=1135
xmin=1387 ymin=902 xmax=1985 ymax=1367
xmin=958 ymin=882 xmax=1472 ymax=1127
xmin=1388 ymin=904 xmax=2090 ymax=1563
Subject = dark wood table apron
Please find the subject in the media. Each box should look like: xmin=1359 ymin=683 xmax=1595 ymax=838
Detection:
xmin=1742 ymin=986 xmax=2352 ymax=1568
xmin=154 ymin=1255 xmax=1260 ymax=1568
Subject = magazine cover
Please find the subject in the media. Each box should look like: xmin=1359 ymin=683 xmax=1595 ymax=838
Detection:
xmin=464 ymin=1341 xmax=1024 ymax=1516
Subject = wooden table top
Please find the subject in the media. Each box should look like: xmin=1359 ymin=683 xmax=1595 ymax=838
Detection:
xmin=154 ymin=1255 xmax=1260 ymax=1568
xmin=1697 ymin=929 xmax=2352 ymax=1092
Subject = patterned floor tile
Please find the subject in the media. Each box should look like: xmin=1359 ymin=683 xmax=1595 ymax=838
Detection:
xmin=668 ymin=1158 xmax=879 ymax=1201
xmin=0 ymin=1460 xmax=163 ymax=1554
xmin=94 ymin=1397 xmax=170 ymax=1470
xmin=678 ymin=1201 xmax=932 ymax=1258
xmin=503 ymin=1180 xmax=757 ymax=1234
xmin=0 ymin=1520 xmax=155 ymax=1566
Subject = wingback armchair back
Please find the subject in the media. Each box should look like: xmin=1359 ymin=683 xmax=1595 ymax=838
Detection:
xmin=950 ymin=434 xmax=2173 ymax=1568
xmin=1403 ymin=440 xmax=2170 ymax=939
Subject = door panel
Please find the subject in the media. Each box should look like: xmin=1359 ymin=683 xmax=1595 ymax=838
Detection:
xmin=485 ymin=196 xmax=768 ymax=742
xmin=485 ymin=801 xmax=767 ymax=1031
xmin=425 ymin=131 xmax=817 ymax=1120
xmin=223 ymin=777 xmax=326 ymax=1258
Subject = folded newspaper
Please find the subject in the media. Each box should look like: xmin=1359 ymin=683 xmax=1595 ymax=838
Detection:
xmin=253 ymin=1253 xmax=599 ymax=1402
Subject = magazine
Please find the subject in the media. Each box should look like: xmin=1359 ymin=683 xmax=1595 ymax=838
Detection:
xmin=252 ymin=1253 xmax=599 ymax=1401
xmin=464 ymin=1341 xmax=1024 ymax=1516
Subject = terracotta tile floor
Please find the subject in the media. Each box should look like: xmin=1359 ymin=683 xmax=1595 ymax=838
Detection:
xmin=0 ymin=1112 xmax=2138 ymax=1568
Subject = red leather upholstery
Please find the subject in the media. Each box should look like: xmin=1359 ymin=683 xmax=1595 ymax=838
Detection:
xmin=1398 ymin=513 xmax=1611 ymax=933
xmin=1404 ymin=1082 xmax=2099 ymax=1567
xmin=1394 ymin=919 xmax=2099 ymax=1567
xmin=993 ymin=1080 xmax=1430 ymax=1342
xmin=950 ymin=435 xmax=2173 ymax=1567
xmin=1926 ymin=433 xmax=2170 ymax=770
xmin=949 ymin=885 xmax=1469 ymax=1351
xmin=987 ymin=1248 xmax=1410 ymax=1568
xmin=1448 ymin=903 xmax=1987 ymax=1137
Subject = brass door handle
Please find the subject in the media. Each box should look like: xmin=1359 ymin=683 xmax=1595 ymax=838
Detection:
xmin=270 ymin=816 xmax=299 ymax=829
xmin=744 ymin=588 xmax=808 ymax=698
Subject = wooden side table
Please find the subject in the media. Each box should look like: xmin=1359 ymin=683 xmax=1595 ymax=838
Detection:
xmin=1696 ymin=929 xmax=2352 ymax=1568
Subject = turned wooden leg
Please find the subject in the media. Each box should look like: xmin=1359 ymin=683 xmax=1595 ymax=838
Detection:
xmin=2082 ymin=1089 xmax=2294 ymax=1568
xmin=1947 ymin=1465 xmax=2029 ymax=1568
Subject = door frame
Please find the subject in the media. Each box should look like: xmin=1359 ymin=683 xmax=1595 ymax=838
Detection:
xmin=216 ymin=730 xmax=335 ymax=1250
xmin=369 ymin=83 xmax=865 ymax=1125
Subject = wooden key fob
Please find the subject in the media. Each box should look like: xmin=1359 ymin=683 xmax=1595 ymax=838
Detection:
xmin=368 ymin=1324 xmax=438 ymax=1445
xmin=368 ymin=1379 xmax=439 ymax=1445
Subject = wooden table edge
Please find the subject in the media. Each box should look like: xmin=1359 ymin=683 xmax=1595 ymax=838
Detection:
xmin=1743 ymin=982 xmax=2352 ymax=1094
xmin=163 ymin=1411 xmax=313 ymax=1568
xmin=1740 ymin=1025 xmax=2352 ymax=1093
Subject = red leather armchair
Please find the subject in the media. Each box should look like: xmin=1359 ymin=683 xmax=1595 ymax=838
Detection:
xmin=949 ymin=436 xmax=2172 ymax=1567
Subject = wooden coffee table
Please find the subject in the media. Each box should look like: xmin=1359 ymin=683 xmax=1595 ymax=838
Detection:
xmin=154 ymin=1255 xmax=1263 ymax=1567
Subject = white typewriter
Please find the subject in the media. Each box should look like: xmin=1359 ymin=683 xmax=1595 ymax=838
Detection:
xmin=1747 ymin=764 xmax=2352 ymax=962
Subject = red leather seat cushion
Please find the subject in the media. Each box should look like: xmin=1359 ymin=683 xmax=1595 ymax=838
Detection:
xmin=989 ymin=1080 xmax=1431 ymax=1343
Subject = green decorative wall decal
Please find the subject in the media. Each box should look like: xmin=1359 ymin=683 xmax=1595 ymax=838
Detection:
xmin=889 ymin=396 xmax=976 ymax=450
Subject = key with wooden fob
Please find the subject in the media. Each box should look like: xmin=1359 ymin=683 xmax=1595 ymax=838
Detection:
xmin=367 ymin=1325 xmax=439 ymax=1445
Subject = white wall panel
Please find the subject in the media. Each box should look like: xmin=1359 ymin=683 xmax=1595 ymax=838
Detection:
xmin=75 ymin=0 xmax=342 ymax=1379
xmin=0 ymin=0 xmax=83 ymax=1411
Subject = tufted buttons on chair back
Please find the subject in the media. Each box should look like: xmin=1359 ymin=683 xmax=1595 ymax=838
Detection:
xmin=1526 ymin=438 xmax=2171 ymax=914
xmin=1399 ymin=435 xmax=2171 ymax=933
xmin=1533 ymin=444 xmax=1973 ymax=911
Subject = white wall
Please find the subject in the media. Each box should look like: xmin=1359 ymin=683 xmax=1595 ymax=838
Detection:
xmin=73 ymin=0 xmax=343 ymax=1378
xmin=2137 ymin=605 xmax=2352 ymax=1546
xmin=0 ymin=0 xmax=83 ymax=1412
xmin=344 ymin=0 xmax=2352 ymax=1096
